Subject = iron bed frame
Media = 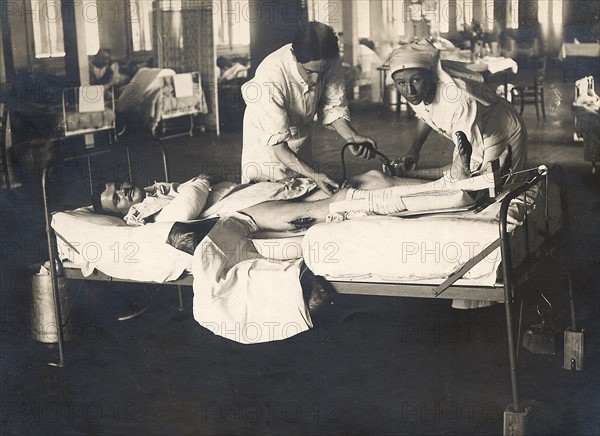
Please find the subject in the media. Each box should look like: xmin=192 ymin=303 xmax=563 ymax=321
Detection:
xmin=40 ymin=151 xmax=573 ymax=435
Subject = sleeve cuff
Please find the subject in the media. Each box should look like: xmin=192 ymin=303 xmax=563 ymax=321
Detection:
xmin=322 ymin=107 xmax=351 ymax=127
xmin=266 ymin=130 xmax=293 ymax=146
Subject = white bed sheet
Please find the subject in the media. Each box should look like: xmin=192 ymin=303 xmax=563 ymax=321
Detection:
xmin=53 ymin=207 xmax=193 ymax=283
xmin=303 ymin=182 xmax=553 ymax=287
xmin=51 ymin=178 xmax=319 ymax=284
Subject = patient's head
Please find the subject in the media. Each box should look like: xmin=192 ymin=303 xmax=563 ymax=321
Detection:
xmin=92 ymin=48 xmax=112 ymax=68
xmin=92 ymin=181 xmax=145 ymax=216
xmin=216 ymin=56 xmax=233 ymax=71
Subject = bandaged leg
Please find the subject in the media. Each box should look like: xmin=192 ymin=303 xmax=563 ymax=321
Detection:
xmin=338 ymin=175 xmax=465 ymax=215
xmin=331 ymin=136 xmax=477 ymax=215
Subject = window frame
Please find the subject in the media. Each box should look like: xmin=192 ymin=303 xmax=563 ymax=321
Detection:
xmin=125 ymin=0 xmax=154 ymax=60
xmin=28 ymin=0 xmax=65 ymax=59
xmin=215 ymin=0 xmax=250 ymax=51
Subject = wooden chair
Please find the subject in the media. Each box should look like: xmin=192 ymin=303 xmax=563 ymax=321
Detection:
xmin=512 ymin=57 xmax=547 ymax=121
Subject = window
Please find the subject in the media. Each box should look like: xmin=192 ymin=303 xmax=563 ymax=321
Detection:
xmin=307 ymin=0 xmax=333 ymax=24
xmin=538 ymin=0 xmax=549 ymax=30
xmin=30 ymin=0 xmax=99 ymax=58
xmin=459 ymin=0 xmax=473 ymax=28
xmin=158 ymin=0 xmax=182 ymax=10
xmin=439 ymin=0 xmax=449 ymax=33
xmin=83 ymin=0 xmax=100 ymax=55
xmin=484 ymin=0 xmax=494 ymax=31
xmin=383 ymin=0 xmax=405 ymax=39
xmin=31 ymin=0 xmax=65 ymax=58
xmin=129 ymin=0 xmax=154 ymax=52
xmin=357 ymin=1 xmax=370 ymax=38
xmin=215 ymin=0 xmax=250 ymax=47
xmin=507 ymin=0 xmax=519 ymax=29
xmin=539 ymin=0 xmax=563 ymax=39
xmin=551 ymin=0 xmax=562 ymax=36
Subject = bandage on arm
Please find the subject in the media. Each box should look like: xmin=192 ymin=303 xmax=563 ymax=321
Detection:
xmin=154 ymin=178 xmax=210 ymax=222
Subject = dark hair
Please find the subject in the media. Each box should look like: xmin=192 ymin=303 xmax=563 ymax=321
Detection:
xmin=92 ymin=48 xmax=111 ymax=63
xmin=292 ymin=21 xmax=339 ymax=63
xmin=359 ymin=38 xmax=376 ymax=52
xmin=91 ymin=182 xmax=122 ymax=217
xmin=216 ymin=56 xmax=232 ymax=70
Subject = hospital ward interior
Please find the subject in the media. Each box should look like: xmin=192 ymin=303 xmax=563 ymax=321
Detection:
xmin=1 ymin=0 xmax=599 ymax=435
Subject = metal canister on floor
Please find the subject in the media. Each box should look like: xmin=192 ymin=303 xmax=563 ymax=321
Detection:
xmin=383 ymin=85 xmax=399 ymax=112
xmin=30 ymin=271 xmax=72 ymax=343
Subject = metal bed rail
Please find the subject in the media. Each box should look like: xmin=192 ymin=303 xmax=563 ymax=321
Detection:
xmin=40 ymin=137 xmax=178 ymax=367
xmin=41 ymin=160 xmax=573 ymax=436
xmin=325 ymin=164 xmax=569 ymax=435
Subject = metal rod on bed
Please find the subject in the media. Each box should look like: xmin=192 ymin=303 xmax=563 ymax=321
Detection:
xmin=498 ymin=165 xmax=548 ymax=414
xmin=86 ymin=155 xmax=93 ymax=196
xmin=155 ymin=138 xmax=170 ymax=182
xmin=42 ymin=166 xmax=66 ymax=367
xmin=125 ymin=146 xmax=133 ymax=182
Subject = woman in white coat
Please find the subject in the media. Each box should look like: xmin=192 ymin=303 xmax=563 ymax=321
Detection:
xmin=241 ymin=21 xmax=377 ymax=196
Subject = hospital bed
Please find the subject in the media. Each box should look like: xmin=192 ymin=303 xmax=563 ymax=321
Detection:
xmin=60 ymin=85 xmax=117 ymax=141
xmin=40 ymin=149 xmax=575 ymax=435
xmin=116 ymin=68 xmax=209 ymax=139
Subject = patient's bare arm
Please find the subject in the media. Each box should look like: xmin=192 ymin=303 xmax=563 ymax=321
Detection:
xmin=242 ymin=188 xmax=349 ymax=232
xmin=241 ymin=135 xmax=485 ymax=232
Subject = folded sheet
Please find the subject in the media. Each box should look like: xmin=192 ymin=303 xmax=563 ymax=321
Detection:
xmin=192 ymin=213 xmax=312 ymax=344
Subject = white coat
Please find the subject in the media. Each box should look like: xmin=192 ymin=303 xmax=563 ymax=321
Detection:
xmin=241 ymin=44 xmax=350 ymax=183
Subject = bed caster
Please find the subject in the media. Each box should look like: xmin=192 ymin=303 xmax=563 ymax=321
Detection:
xmin=563 ymin=328 xmax=584 ymax=370
xmin=503 ymin=404 xmax=527 ymax=436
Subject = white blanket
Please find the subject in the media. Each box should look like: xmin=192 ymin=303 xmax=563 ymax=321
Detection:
xmin=303 ymin=183 xmax=541 ymax=286
xmin=192 ymin=213 xmax=312 ymax=344
xmin=117 ymin=67 xmax=175 ymax=112
xmin=53 ymin=178 xmax=318 ymax=344
xmin=53 ymin=207 xmax=191 ymax=283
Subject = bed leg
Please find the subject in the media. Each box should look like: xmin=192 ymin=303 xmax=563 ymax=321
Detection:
xmin=504 ymin=298 xmax=520 ymax=412
xmin=188 ymin=114 xmax=194 ymax=137
xmin=42 ymin=167 xmax=66 ymax=367
xmin=503 ymin=404 xmax=527 ymax=436
xmin=564 ymin=271 xmax=584 ymax=370
xmin=503 ymin=295 xmax=531 ymax=435
xmin=177 ymin=286 xmax=184 ymax=312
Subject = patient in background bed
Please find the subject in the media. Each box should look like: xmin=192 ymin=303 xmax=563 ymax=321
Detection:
xmin=89 ymin=48 xmax=129 ymax=89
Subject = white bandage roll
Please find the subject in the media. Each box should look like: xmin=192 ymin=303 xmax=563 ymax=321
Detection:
xmin=346 ymin=187 xmax=407 ymax=215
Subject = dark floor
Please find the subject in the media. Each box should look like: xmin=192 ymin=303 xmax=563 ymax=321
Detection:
xmin=1 ymin=67 xmax=599 ymax=435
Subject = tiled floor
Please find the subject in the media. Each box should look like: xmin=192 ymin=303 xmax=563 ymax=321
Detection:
xmin=1 ymin=67 xmax=598 ymax=435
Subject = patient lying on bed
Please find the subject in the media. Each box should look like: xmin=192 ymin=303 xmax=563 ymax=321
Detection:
xmin=92 ymin=134 xmax=505 ymax=233
xmin=89 ymin=138 xmax=507 ymax=318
